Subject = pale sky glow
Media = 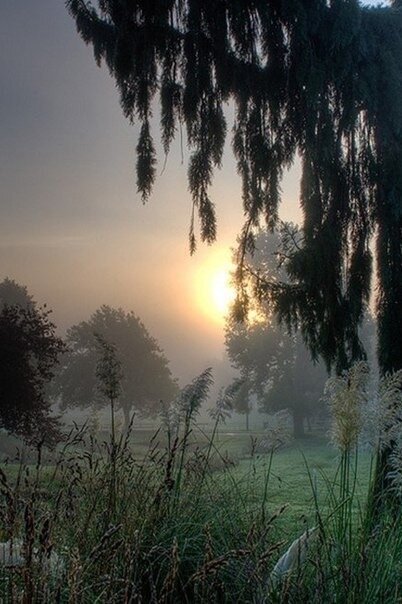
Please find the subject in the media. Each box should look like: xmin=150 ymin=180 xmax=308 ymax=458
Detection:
xmin=0 ymin=0 xmax=384 ymax=382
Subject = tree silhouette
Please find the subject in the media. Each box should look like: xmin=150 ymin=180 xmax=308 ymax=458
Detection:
xmin=228 ymin=227 xmax=377 ymax=437
xmin=0 ymin=304 xmax=65 ymax=444
xmin=67 ymin=1 xmax=402 ymax=498
xmin=56 ymin=306 xmax=178 ymax=429
xmin=0 ymin=277 xmax=34 ymax=310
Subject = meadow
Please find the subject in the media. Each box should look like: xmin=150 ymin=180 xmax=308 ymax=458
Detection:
xmin=1 ymin=416 xmax=400 ymax=604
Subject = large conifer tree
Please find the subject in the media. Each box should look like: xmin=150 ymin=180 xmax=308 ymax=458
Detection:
xmin=67 ymin=0 xmax=402 ymax=500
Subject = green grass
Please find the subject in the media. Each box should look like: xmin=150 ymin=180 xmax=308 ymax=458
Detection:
xmin=0 ymin=426 xmax=373 ymax=532
xmin=0 ymin=424 xmax=400 ymax=602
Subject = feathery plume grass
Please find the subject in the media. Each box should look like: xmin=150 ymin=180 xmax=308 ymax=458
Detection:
xmin=208 ymin=379 xmax=243 ymax=424
xmin=374 ymin=370 xmax=402 ymax=451
xmin=177 ymin=368 xmax=214 ymax=421
xmin=324 ymin=362 xmax=369 ymax=452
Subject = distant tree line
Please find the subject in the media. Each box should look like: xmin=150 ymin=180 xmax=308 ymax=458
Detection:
xmin=0 ymin=278 xmax=178 ymax=443
xmin=0 ymin=272 xmax=375 ymax=445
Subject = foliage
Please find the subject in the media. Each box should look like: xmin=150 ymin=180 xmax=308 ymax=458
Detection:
xmin=66 ymin=0 xmax=402 ymax=374
xmin=0 ymin=277 xmax=34 ymax=310
xmin=229 ymin=379 xmax=253 ymax=420
xmin=0 ymin=304 xmax=65 ymax=444
xmin=226 ymin=229 xmax=328 ymax=436
xmin=226 ymin=316 xmax=327 ymax=437
xmin=55 ymin=305 xmax=178 ymax=427
xmin=263 ymin=335 xmax=328 ymax=436
xmin=66 ymin=0 xmax=402 ymax=498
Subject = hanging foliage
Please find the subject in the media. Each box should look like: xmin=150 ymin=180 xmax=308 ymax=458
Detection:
xmin=66 ymin=0 xmax=402 ymax=376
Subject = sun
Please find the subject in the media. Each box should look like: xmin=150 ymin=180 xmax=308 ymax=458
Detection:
xmin=211 ymin=268 xmax=236 ymax=316
xmin=194 ymin=252 xmax=236 ymax=324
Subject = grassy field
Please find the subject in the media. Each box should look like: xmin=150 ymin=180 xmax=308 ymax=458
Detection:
xmin=0 ymin=425 xmax=373 ymax=536
xmin=0 ymin=424 xmax=399 ymax=603
xmin=129 ymin=426 xmax=373 ymax=527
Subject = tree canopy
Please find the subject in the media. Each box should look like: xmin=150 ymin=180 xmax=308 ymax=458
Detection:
xmin=56 ymin=305 xmax=178 ymax=427
xmin=67 ymin=0 xmax=402 ymax=373
xmin=226 ymin=228 xmax=328 ymax=436
xmin=0 ymin=277 xmax=34 ymax=310
xmin=0 ymin=302 xmax=64 ymax=444
xmin=226 ymin=315 xmax=328 ymax=437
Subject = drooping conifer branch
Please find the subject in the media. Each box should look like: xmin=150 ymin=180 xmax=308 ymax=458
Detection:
xmin=66 ymin=0 xmax=402 ymax=379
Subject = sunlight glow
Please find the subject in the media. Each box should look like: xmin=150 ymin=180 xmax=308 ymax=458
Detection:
xmin=211 ymin=268 xmax=236 ymax=316
xmin=194 ymin=252 xmax=236 ymax=325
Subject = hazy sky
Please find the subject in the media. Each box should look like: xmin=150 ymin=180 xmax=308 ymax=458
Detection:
xmin=0 ymin=0 xmax=388 ymax=383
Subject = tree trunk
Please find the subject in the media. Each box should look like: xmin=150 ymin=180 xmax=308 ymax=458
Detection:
xmin=371 ymin=213 xmax=402 ymax=513
xmin=292 ymin=408 xmax=305 ymax=439
xmin=245 ymin=409 xmax=249 ymax=431
xmin=371 ymin=114 xmax=402 ymax=514
xmin=122 ymin=404 xmax=132 ymax=433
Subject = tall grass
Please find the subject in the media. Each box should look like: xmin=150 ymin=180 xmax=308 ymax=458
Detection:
xmin=1 ymin=364 xmax=402 ymax=602
xmin=0 ymin=401 xmax=286 ymax=601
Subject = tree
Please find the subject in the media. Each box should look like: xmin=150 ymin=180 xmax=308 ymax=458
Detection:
xmin=230 ymin=380 xmax=253 ymax=432
xmin=228 ymin=227 xmax=377 ymax=437
xmin=226 ymin=315 xmax=327 ymax=437
xmin=261 ymin=334 xmax=328 ymax=438
xmin=67 ymin=1 xmax=402 ymax=497
xmin=226 ymin=228 xmax=310 ymax=436
xmin=0 ymin=303 xmax=65 ymax=444
xmin=56 ymin=306 xmax=178 ymax=428
xmin=0 ymin=277 xmax=34 ymax=310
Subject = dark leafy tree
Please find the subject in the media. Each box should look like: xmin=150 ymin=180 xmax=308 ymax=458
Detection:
xmin=228 ymin=227 xmax=375 ymax=437
xmin=56 ymin=305 xmax=178 ymax=429
xmin=0 ymin=304 xmax=65 ymax=444
xmin=67 ymin=1 xmax=402 ymax=498
xmin=225 ymin=224 xmax=310 ymax=436
xmin=0 ymin=277 xmax=34 ymax=310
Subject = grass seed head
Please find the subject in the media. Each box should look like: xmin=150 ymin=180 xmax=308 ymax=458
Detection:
xmin=325 ymin=362 xmax=369 ymax=451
